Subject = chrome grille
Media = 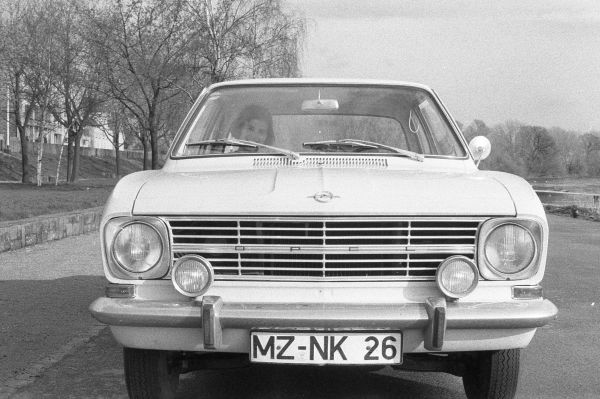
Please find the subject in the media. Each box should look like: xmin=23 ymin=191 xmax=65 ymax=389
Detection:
xmin=167 ymin=217 xmax=483 ymax=281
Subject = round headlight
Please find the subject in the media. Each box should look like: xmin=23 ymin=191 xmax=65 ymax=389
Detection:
xmin=113 ymin=222 xmax=163 ymax=273
xmin=172 ymin=256 xmax=214 ymax=297
xmin=484 ymin=224 xmax=535 ymax=274
xmin=436 ymin=256 xmax=478 ymax=299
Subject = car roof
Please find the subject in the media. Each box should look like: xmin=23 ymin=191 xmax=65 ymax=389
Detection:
xmin=208 ymin=78 xmax=433 ymax=92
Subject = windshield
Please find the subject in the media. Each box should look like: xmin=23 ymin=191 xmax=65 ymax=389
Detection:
xmin=173 ymin=85 xmax=466 ymax=158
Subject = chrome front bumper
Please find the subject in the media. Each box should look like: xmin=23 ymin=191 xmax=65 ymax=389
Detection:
xmin=90 ymin=296 xmax=558 ymax=352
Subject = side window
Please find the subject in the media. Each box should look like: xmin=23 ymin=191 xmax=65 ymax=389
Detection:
xmin=182 ymin=97 xmax=224 ymax=155
xmin=408 ymin=109 xmax=432 ymax=154
xmin=418 ymin=99 xmax=463 ymax=156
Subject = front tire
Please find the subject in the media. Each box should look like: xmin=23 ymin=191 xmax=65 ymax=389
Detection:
xmin=124 ymin=348 xmax=180 ymax=399
xmin=462 ymin=349 xmax=520 ymax=399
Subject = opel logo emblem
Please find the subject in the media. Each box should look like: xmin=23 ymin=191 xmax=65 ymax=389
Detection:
xmin=311 ymin=191 xmax=339 ymax=203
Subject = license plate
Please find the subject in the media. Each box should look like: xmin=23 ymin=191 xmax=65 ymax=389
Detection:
xmin=250 ymin=331 xmax=402 ymax=365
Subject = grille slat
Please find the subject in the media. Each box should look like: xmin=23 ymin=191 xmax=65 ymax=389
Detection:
xmin=172 ymin=245 xmax=476 ymax=254
xmin=168 ymin=217 xmax=483 ymax=281
xmin=171 ymin=226 xmax=239 ymax=230
xmin=209 ymin=267 xmax=434 ymax=272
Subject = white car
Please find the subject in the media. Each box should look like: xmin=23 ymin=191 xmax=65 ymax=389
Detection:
xmin=90 ymin=79 xmax=558 ymax=399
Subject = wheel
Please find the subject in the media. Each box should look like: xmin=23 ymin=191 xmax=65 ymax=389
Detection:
xmin=123 ymin=348 xmax=180 ymax=399
xmin=462 ymin=349 xmax=520 ymax=399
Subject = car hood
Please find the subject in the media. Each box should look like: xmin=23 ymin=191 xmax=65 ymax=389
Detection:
xmin=132 ymin=168 xmax=515 ymax=216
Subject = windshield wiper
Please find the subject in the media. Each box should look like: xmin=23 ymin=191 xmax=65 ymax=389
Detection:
xmin=188 ymin=138 xmax=257 ymax=148
xmin=340 ymin=139 xmax=424 ymax=161
xmin=303 ymin=139 xmax=424 ymax=162
xmin=187 ymin=138 xmax=301 ymax=160
xmin=303 ymin=140 xmax=378 ymax=152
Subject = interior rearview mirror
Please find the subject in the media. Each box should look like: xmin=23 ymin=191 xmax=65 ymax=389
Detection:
xmin=301 ymin=98 xmax=339 ymax=111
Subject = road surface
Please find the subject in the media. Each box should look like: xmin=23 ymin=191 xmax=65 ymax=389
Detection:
xmin=1 ymin=215 xmax=598 ymax=398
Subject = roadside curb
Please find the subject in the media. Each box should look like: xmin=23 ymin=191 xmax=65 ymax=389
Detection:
xmin=0 ymin=207 xmax=104 ymax=253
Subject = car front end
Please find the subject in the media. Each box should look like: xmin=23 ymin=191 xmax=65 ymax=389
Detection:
xmin=90 ymin=79 xmax=557 ymax=399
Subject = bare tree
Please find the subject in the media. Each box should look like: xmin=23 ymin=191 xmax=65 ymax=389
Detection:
xmin=244 ymin=1 xmax=305 ymax=78
xmin=31 ymin=16 xmax=60 ymax=187
xmin=0 ymin=0 xmax=56 ymax=183
xmin=188 ymin=0 xmax=305 ymax=83
xmin=91 ymin=0 xmax=196 ymax=170
xmin=0 ymin=0 xmax=306 ymax=181
xmin=155 ymin=95 xmax=190 ymax=153
xmin=47 ymin=0 xmax=105 ymax=182
xmin=34 ymin=111 xmax=58 ymax=186
xmin=478 ymin=121 xmax=526 ymax=175
xmin=549 ymin=127 xmax=584 ymax=175
xmin=98 ymin=101 xmax=129 ymax=177
xmin=87 ymin=0 xmax=305 ymax=170
xmin=516 ymin=125 xmax=560 ymax=176
xmin=580 ymin=132 xmax=600 ymax=176
xmin=124 ymin=117 xmax=152 ymax=170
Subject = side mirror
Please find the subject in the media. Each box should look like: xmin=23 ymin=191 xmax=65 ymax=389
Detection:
xmin=468 ymin=136 xmax=491 ymax=167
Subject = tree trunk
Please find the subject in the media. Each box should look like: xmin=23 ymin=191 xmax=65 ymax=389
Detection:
xmin=71 ymin=134 xmax=82 ymax=182
xmin=36 ymin=139 xmax=44 ymax=186
xmin=114 ymin=132 xmax=121 ymax=178
xmin=66 ymin=135 xmax=74 ymax=182
xmin=56 ymin=137 xmax=66 ymax=185
xmin=142 ymin=137 xmax=149 ymax=170
xmin=150 ymin=126 xmax=158 ymax=169
xmin=148 ymin=104 xmax=159 ymax=170
xmin=18 ymin=126 xmax=30 ymax=183
xmin=13 ymin=72 xmax=31 ymax=184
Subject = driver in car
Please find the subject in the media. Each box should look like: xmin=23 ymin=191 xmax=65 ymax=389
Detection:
xmin=231 ymin=104 xmax=275 ymax=145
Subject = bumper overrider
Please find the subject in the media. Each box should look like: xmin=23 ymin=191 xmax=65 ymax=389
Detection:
xmin=90 ymin=295 xmax=558 ymax=352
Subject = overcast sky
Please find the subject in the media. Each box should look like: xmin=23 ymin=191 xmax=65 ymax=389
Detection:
xmin=287 ymin=0 xmax=600 ymax=132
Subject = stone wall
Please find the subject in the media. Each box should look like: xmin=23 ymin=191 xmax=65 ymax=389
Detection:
xmin=0 ymin=207 xmax=103 ymax=253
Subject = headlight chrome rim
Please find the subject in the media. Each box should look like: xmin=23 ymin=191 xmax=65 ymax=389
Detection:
xmin=171 ymin=255 xmax=214 ymax=297
xmin=111 ymin=221 xmax=164 ymax=273
xmin=436 ymin=256 xmax=479 ymax=299
xmin=104 ymin=217 xmax=171 ymax=280
xmin=477 ymin=217 xmax=544 ymax=281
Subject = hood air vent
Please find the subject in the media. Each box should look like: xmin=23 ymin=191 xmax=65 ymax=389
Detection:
xmin=253 ymin=157 xmax=388 ymax=169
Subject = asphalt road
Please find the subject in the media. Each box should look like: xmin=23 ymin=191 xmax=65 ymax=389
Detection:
xmin=1 ymin=214 xmax=598 ymax=399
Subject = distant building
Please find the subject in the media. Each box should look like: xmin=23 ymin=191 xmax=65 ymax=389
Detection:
xmin=0 ymin=94 xmax=123 ymax=152
xmin=81 ymin=125 xmax=123 ymax=150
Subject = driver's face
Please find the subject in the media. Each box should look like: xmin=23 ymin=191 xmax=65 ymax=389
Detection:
xmin=239 ymin=118 xmax=269 ymax=143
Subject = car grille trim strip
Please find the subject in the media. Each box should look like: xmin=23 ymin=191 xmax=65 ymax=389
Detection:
xmin=170 ymin=244 xmax=476 ymax=254
xmin=171 ymin=234 xmax=478 ymax=240
xmin=171 ymin=258 xmax=449 ymax=264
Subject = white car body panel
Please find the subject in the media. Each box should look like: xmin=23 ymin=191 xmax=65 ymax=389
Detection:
xmin=131 ymin=166 xmax=516 ymax=216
